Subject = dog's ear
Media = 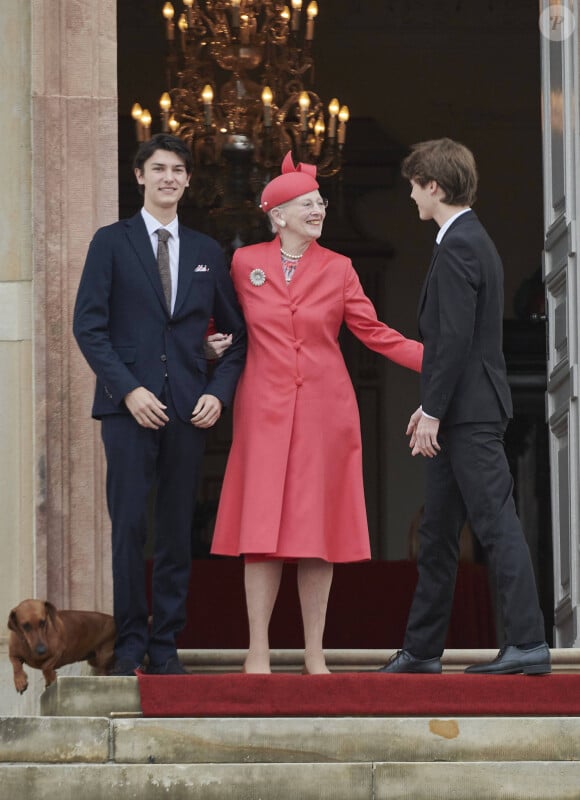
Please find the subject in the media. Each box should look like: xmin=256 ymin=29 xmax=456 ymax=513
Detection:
xmin=44 ymin=601 xmax=58 ymax=626
xmin=8 ymin=609 xmax=19 ymax=632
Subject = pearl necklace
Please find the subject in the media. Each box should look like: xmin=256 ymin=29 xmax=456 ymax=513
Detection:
xmin=280 ymin=247 xmax=305 ymax=260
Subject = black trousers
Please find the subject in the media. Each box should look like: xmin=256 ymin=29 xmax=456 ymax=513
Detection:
xmin=101 ymin=386 xmax=206 ymax=665
xmin=404 ymin=420 xmax=545 ymax=658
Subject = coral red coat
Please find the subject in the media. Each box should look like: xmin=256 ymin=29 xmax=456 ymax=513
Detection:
xmin=211 ymin=238 xmax=423 ymax=562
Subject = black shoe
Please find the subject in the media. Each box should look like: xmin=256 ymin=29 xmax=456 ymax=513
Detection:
xmin=146 ymin=655 xmax=188 ymax=675
xmin=108 ymin=658 xmax=141 ymax=676
xmin=464 ymin=643 xmax=551 ymax=675
xmin=378 ymin=649 xmax=442 ymax=674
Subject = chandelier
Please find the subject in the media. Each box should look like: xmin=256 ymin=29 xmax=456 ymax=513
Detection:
xmin=131 ymin=1 xmax=349 ymax=217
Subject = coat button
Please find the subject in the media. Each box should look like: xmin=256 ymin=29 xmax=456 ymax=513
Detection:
xmin=295 ymin=377 xmax=303 ymax=386
xmin=290 ymin=304 xmax=298 ymax=313
xmin=293 ymin=339 xmax=302 ymax=351
xmin=160 ymin=354 xmax=167 ymax=362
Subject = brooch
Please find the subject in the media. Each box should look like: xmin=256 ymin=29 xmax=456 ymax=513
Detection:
xmin=249 ymin=268 xmax=266 ymax=287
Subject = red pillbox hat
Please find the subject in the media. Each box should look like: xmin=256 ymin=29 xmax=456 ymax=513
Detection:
xmin=260 ymin=152 xmax=319 ymax=211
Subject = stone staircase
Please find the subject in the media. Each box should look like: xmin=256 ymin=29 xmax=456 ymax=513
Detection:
xmin=2 ymin=649 xmax=580 ymax=800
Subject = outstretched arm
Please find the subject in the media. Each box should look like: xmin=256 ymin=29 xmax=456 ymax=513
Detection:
xmin=343 ymin=263 xmax=423 ymax=372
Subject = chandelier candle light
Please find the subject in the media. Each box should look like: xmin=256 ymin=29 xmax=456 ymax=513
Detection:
xmin=131 ymin=1 xmax=349 ymax=210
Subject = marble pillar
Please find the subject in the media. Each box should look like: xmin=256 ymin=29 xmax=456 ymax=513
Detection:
xmin=0 ymin=0 xmax=35 ymax=715
xmin=0 ymin=0 xmax=118 ymax=716
xmin=32 ymin=0 xmax=117 ymax=612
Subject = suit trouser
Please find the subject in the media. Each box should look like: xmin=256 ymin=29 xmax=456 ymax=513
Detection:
xmin=101 ymin=386 xmax=206 ymax=665
xmin=403 ymin=420 xmax=545 ymax=659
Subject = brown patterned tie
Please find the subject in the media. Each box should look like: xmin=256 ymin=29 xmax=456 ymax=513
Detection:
xmin=156 ymin=228 xmax=172 ymax=312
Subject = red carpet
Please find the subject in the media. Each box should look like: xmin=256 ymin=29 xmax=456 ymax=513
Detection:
xmin=137 ymin=673 xmax=578 ymax=717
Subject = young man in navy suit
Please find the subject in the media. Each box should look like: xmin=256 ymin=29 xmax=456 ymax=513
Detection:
xmin=74 ymin=134 xmax=246 ymax=675
xmin=380 ymin=138 xmax=550 ymax=675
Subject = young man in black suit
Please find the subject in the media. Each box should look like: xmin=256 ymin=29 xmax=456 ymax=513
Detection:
xmin=380 ymin=138 xmax=550 ymax=675
xmin=74 ymin=134 xmax=246 ymax=675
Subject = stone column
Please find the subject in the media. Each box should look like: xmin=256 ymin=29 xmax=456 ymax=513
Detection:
xmin=32 ymin=0 xmax=117 ymax=611
xmin=0 ymin=0 xmax=118 ymax=716
xmin=0 ymin=0 xmax=35 ymax=715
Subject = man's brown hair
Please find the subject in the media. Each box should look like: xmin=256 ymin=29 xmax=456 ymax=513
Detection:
xmin=401 ymin=137 xmax=478 ymax=207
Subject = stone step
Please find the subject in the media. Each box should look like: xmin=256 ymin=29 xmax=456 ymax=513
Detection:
xmin=2 ymin=716 xmax=580 ymax=799
xmin=2 ymin=716 xmax=579 ymax=765
xmin=1 ymin=761 xmax=580 ymax=800
xmin=4 ymin=649 xmax=580 ymax=800
xmin=39 ymin=647 xmax=580 ymax=718
xmin=176 ymin=647 xmax=580 ymax=674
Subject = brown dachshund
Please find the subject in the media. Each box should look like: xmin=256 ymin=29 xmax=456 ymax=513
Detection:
xmin=8 ymin=599 xmax=116 ymax=693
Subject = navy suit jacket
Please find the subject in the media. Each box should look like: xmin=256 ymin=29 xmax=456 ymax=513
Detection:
xmin=417 ymin=210 xmax=512 ymax=425
xmin=73 ymin=212 xmax=246 ymax=421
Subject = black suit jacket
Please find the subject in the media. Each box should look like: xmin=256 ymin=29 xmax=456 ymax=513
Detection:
xmin=418 ymin=210 xmax=512 ymax=425
xmin=73 ymin=212 xmax=246 ymax=421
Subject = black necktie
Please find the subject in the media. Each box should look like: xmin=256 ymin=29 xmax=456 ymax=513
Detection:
xmin=156 ymin=228 xmax=172 ymax=312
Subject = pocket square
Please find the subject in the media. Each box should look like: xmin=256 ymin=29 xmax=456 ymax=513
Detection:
xmin=194 ymin=264 xmax=210 ymax=272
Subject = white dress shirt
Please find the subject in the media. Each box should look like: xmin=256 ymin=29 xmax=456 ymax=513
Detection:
xmin=436 ymin=207 xmax=471 ymax=244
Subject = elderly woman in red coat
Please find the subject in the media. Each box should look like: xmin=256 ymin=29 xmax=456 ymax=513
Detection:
xmin=211 ymin=153 xmax=423 ymax=674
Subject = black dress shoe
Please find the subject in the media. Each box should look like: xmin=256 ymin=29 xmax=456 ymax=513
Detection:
xmin=147 ymin=656 xmax=188 ymax=675
xmin=108 ymin=658 xmax=141 ymax=676
xmin=378 ymin=649 xmax=442 ymax=674
xmin=464 ymin=643 xmax=551 ymax=675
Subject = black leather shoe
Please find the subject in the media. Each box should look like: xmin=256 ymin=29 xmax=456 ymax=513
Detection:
xmin=378 ymin=649 xmax=442 ymax=674
xmin=108 ymin=658 xmax=141 ymax=676
xmin=147 ymin=656 xmax=188 ymax=675
xmin=464 ymin=643 xmax=551 ymax=675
